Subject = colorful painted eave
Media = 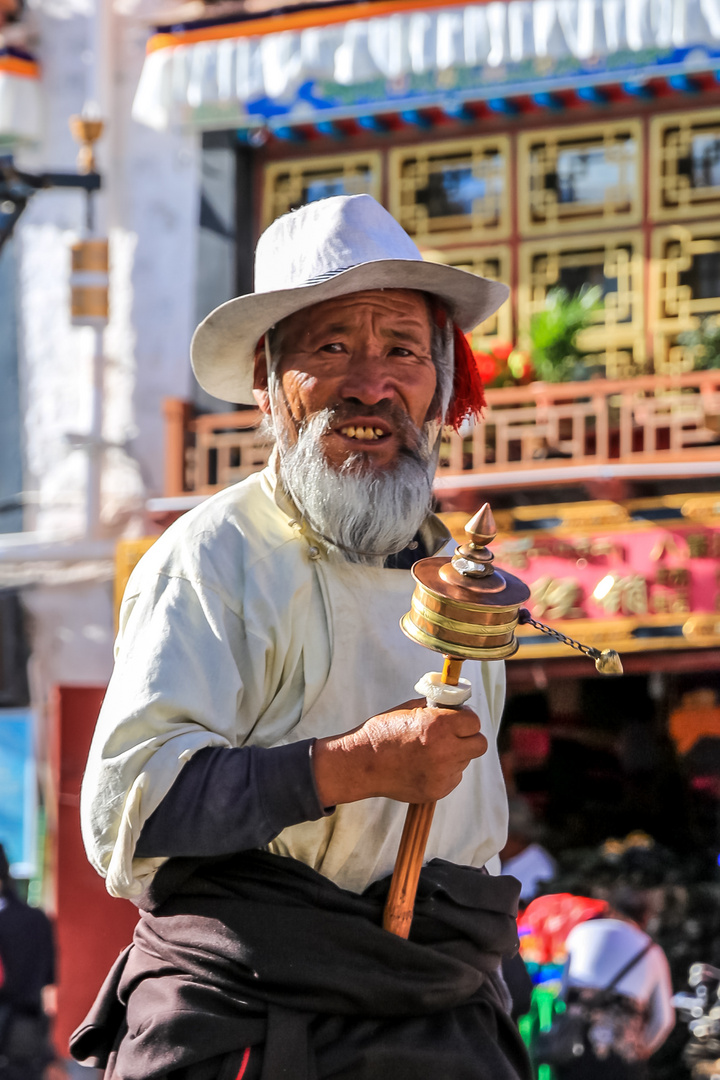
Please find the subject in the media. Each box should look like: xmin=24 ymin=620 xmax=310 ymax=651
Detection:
xmin=131 ymin=0 xmax=720 ymax=135
xmin=0 ymin=48 xmax=40 ymax=80
xmin=0 ymin=48 xmax=42 ymax=145
xmin=148 ymin=0 xmax=493 ymax=50
xmin=260 ymin=71 xmax=720 ymax=144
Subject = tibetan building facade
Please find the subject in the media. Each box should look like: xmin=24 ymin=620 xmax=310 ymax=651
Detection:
xmin=4 ymin=0 xmax=720 ymax=1064
xmin=133 ymin=8 xmax=720 ymax=1027
xmin=133 ymin=0 xmax=720 ymax=871
xmin=136 ymin=0 xmax=720 ymax=671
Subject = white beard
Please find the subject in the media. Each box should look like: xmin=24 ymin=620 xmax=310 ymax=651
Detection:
xmin=273 ymin=402 xmax=439 ymax=564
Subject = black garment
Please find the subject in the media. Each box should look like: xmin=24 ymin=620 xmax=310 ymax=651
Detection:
xmin=0 ymin=893 xmax=56 ymax=1080
xmin=557 ymin=1054 xmax=647 ymax=1080
xmin=502 ymin=952 xmax=533 ymax=1021
xmin=383 ymin=531 xmax=430 ymax=570
xmin=71 ymin=851 xmax=531 ymax=1080
xmin=136 ymin=739 xmax=329 ymax=859
xmin=0 ymin=894 xmax=55 ymax=1013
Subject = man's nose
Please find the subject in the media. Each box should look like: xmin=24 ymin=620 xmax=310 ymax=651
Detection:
xmin=340 ymin=348 xmax=394 ymax=405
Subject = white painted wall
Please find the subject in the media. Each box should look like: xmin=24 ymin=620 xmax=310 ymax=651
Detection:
xmin=16 ymin=0 xmax=200 ymax=532
xmin=7 ymin=0 xmax=201 ymax=702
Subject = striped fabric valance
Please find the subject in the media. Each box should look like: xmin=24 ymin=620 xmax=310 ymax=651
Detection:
xmin=132 ymin=0 xmax=720 ymax=131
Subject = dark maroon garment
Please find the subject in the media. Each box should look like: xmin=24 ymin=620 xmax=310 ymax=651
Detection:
xmin=71 ymin=852 xmax=531 ymax=1080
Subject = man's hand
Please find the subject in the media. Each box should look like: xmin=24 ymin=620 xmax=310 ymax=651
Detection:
xmin=313 ymin=698 xmax=487 ymax=807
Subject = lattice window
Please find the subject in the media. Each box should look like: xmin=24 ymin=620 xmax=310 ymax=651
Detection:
xmin=421 ymin=246 xmax=512 ymax=349
xmin=518 ymin=122 xmax=641 ymax=235
xmin=388 ymin=137 xmax=510 ymax=245
xmin=262 ymin=153 xmax=381 ymax=229
xmin=651 ymin=222 xmax=720 ymax=373
xmin=189 ymin=410 xmax=270 ymax=492
xmin=518 ymin=232 xmax=645 ymax=377
xmin=651 ymin=110 xmax=720 ymax=221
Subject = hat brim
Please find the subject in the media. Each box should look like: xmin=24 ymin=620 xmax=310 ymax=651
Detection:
xmin=191 ymin=258 xmax=509 ymax=404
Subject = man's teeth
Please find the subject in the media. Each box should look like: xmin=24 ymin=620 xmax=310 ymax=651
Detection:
xmin=340 ymin=426 xmax=386 ymax=440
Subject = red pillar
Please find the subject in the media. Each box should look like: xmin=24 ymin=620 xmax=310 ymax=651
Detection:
xmin=52 ymin=685 xmax=139 ymax=1057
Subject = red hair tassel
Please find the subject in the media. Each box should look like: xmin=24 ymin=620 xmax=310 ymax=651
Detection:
xmin=446 ymin=324 xmax=486 ymax=432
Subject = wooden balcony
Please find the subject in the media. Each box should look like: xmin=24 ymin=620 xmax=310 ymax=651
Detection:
xmin=163 ymin=372 xmax=720 ymax=501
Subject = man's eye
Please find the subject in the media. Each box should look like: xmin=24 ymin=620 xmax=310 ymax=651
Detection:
xmin=390 ymin=347 xmax=415 ymax=358
xmin=321 ymin=342 xmax=345 ymax=353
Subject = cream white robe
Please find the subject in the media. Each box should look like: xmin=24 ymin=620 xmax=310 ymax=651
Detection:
xmin=81 ymin=467 xmax=508 ymax=899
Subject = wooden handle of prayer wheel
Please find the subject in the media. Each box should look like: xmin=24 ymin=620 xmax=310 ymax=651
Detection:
xmin=383 ymin=656 xmax=465 ymax=938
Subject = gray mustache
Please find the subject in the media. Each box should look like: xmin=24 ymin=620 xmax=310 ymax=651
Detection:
xmin=305 ymin=402 xmax=426 ymax=459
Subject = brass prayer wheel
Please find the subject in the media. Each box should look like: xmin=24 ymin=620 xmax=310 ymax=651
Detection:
xmin=400 ymin=501 xmax=623 ymax=676
xmin=383 ymin=501 xmax=623 ymax=940
xmin=400 ymin=504 xmax=530 ymax=661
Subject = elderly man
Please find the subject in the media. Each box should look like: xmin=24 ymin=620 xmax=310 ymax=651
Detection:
xmin=72 ymin=195 xmax=530 ymax=1080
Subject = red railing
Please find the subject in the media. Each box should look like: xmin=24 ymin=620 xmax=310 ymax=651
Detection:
xmin=436 ymin=372 xmax=720 ymax=486
xmin=164 ymin=372 xmax=720 ymax=496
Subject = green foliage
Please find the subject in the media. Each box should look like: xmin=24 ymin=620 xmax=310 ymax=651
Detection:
xmin=677 ymin=316 xmax=720 ymax=370
xmin=529 ymin=286 xmax=604 ymax=383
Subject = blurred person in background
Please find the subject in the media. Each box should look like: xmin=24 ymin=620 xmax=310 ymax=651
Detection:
xmin=0 ymin=845 xmax=61 ymax=1080
xmin=500 ymin=795 xmax=557 ymax=907
xmin=556 ymin=887 xmax=675 ymax=1080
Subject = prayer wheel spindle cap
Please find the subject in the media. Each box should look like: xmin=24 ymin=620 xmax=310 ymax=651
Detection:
xmin=449 ymin=504 xmax=499 ymax=579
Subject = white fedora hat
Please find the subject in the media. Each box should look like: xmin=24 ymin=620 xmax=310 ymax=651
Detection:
xmin=191 ymin=194 xmax=509 ymax=404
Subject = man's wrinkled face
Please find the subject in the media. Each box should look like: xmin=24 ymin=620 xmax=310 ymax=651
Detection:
xmin=253 ymin=289 xmax=437 ymax=470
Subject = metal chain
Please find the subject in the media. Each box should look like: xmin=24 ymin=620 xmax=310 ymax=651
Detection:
xmin=518 ymin=609 xmax=599 ymax=659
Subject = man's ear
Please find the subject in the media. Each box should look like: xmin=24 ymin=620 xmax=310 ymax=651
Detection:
xmin=252 ymin=339 xmax=271 ymax=415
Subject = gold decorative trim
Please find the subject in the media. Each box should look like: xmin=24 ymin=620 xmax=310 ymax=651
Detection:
xmin=518 ymin=230 xmax=646 ymax=377
xmin=680 ymin=494 xmax=720 ymax=521
xmin=419 ymin=244 xmax=512 ymax=347
xmin=683 ymin=614 xmax=720 ymax=643
xmin=410 ymin=594 xmax=519 ymax=636
xmin=444 ymin=494 xmax=720 ymax=543
xmin=262 ymin=151 xmax=382 ymax=229
xmin=400 ymin=615 xmax=519 ymax=660
xmin=650 ymin=109 xmax=720 ymax=221
xmin=518 ymin=120 xmax=642 ymax=236
xmin=650 ymin=220 xmax=720 ymax=373
xmin=388 ymin=135 xmax=511 ymax=246
xmin=515 ymin=613 xmax=720 ymax=658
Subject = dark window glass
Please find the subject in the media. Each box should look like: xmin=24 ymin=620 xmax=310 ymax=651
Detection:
xmin=680 ymin=251 xmax=720 ymax=299
xmin=414 ymin=164 xmax=497 ymax=218
xmin=677 ymin=134 xmax=720 ymax=188
xmin=537 ymin=142 xmax=635 ymax=206
xmin=557 ymin=262 xmax=612 ymax=296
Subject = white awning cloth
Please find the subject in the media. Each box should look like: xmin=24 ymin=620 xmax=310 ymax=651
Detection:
xmin=132 ymin=0 xmax=720 ymax=131
xmin=0 ymin=57 xmax=42 ymax=146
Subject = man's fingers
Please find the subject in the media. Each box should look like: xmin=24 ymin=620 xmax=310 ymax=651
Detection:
xmin=330 ymin=699 xmax=490 ymax=804
xmin=434 ymin=772 xmax=465 ymax=800
xmin=460 ymin=732 xmax=489 ymax=761
xmin=443 ymin=706 xmax=481 ymax=738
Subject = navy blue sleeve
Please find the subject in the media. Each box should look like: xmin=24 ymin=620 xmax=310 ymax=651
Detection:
xmin=135 ymin=739 xmax=332 ymax=858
